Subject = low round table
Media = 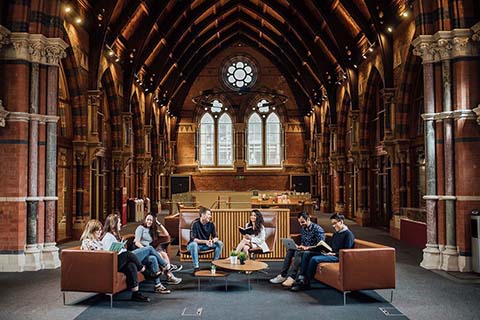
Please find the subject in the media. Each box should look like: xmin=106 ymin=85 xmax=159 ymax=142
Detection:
xmin=194 ymin=270 xmax=229 ymax=291
xmin=212 ymin=259 xmax=268 ymax=290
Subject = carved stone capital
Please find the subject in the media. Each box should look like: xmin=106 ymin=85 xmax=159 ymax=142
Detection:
xmin=0 ymin=100 xmax=8 ymax=127
xmin=473 ymin=21 xmax=480 ymax=41
xmin=380 ymin=88 xmax=396 ymax=104
xmin=349 ymin=109 xmax=359 ymax=121
xmin=0 ymin=25 xmax=11 ymax=50
xmin=87 ymin=90 xmax=102 ymax=108
xmin=413 ymin=29 xmax=480 ymax=63
xmin=412 ymin=36 xmax=436 ymax=63
xmin=0 ymin=32 xmax=68 ymax=66
xmin=473 ymin=105 xmax=480 ymax=125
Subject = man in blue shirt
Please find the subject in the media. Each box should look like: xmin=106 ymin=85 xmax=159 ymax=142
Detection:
xmin=270 ymin=212 xmax=325 ymax=287
xmin=187 ymin=206 xmax=223 ymax=274
xmin=292 ymin=213 xmax=355 ymax=291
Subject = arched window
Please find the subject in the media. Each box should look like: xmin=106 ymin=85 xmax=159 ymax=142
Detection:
xmin=247 ymin=100 xmax=283 ymax=167
xmin=266 ymin=113 xmax=281 ymax=165
xmin=198 ymin=100 xmax=233 ymax=167
xmin=217 ymin=113 xmax=233 ymax=165
xmin=199 ymin=113 xmax=214 ymax=166
xmin=247 ymin=113 xmax=263 ymax=165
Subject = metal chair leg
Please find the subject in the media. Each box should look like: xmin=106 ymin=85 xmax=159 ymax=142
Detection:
xmin=343 ymin=291 xmax=350 ymax=306
xmin=107 ymin=293 xmax=113 ymax=308
xmin=391 ymin=290 xmax=394 ymax=302
xmin=62 ymin=292 xmax=66 ymax=305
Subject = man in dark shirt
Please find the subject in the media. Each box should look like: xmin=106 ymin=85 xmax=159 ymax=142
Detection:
xmin=187 ymin=206 xmax=223 ymax=273
xmin=270 ymin=212 xmax=325 ymax=287
xmin=292 ymin=213 xmax=355 ymax=291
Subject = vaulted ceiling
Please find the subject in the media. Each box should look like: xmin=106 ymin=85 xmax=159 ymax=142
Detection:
xmin=81 ymin=0 xmax=410 ymax=115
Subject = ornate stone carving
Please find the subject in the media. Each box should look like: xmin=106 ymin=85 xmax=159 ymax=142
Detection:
xmin=473 ymin=105 xmax=480 ymax=126
xmin=0 ymin=33 xmax=68 ymax=66
xmin=413 ymin=29 xmax=480 ymax=63
xmin=0 ymin=25 xmax=11 ymax=49
xmin=412 ymin=36 xmax=436 ymax=63
xmin=0 ymin=100 xmax=8 ymax=127
xmin=473 ymin=21 xmax=480 ymax=41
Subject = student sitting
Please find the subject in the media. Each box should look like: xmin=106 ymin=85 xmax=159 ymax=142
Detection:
xmin=80 ymin=218 xmax=150 ymax=302
xmin=291 ymin=213 xmax=355 ymax=291
xmin=235 ymin=209 xmax=269 ymax=255
xmin=187 ymin=206 xmax=223 ymax=274
xmin=134 ymin=214 xmax=182 ymax=285
xmin=270 ymin=212 xmax=325 ymax=287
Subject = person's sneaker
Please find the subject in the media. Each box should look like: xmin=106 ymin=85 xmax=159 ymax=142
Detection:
xmin=170 ymin=264 xmax=183 ymax=273
xmin=154 ymin=284 xmax=171 ymax=294
xmin=167 ymin=275 xmax=182 ymax=285
xmin=270 ymin=274 xmax=287 ymax=284
xmin=192 ymin=267 xmax=200 ymax=276
xmin=282 ymin=276 xmax=295 ymax=287
xmin=131 ymin=291 xmax=150 ymax=302
xmin=143 ymin=270 xmax=161 ymax=279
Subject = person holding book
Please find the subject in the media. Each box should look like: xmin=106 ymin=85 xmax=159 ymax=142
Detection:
xmin=270 ymin=212 xmax=325 ymax=287
xmin=187 ymin=206 xmax=223 ymax=274
xmin=291 ymin=213 xmax=355 ymax=292
xmin=103 ymin=213 xmax=171 ymax=295
xmin=81 ymin=218 xmax=150 ymax=303
xmin=235 ymin=209 xmax=269 ymax=256
xmin=134 ymin=214 xmax=182 ymax=285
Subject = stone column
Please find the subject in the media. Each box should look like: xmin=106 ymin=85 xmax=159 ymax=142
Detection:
xmin=437 ymin=40 xmax=459 ymax=271
xmin=24 ymin=62 xmax=42 ymax=271
xmin=42 ymin=65 xmax=61 ymax=269
xmin=112 ymin=154 xmax=123 ymax=214
xmin=72 ymin=148 xmax=87 ymax=239
xmin=136 ymin=161 xmax=145 ymax=198
xmin=413 ymin=36 xmax=441 ymax=269
xmin=381 ymin=88 xmax=396 ymax=138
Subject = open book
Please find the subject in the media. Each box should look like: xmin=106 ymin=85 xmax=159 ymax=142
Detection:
xmin=311 ymin=240 xmax=332 ymax=253
xmin=238 ymin=226 xmax=255 ymax=235
xmin=109 ymin=240 xmax=127 ymax=252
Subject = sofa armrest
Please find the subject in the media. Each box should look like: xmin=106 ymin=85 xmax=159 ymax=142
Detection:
xmin=339 ymin=247 xmax=396 ymax=292
xmin=61 ymin=249 xmax=118 ymax=294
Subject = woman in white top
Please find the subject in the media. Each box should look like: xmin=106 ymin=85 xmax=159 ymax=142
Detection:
xmin=235 ymin=209 xmax=269 ymax=255
xmin=81 ymin=217 xmax=150 ymax=303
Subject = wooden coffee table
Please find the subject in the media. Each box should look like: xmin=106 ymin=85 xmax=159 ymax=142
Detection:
xmin=212 ymin=259 xmax=268 ymax=290
xmin=194 ymin=270 xmax=229 ymax=291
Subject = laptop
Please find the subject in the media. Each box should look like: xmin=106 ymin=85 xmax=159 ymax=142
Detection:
xmin=281 ymin=238 xmax=299 ymax=250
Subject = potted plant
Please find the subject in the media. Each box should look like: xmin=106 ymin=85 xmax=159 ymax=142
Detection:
xmin=238 ymin=252 xmax=247 ymax=265
xmin=229 ymin=250 xmax=238 ymax=264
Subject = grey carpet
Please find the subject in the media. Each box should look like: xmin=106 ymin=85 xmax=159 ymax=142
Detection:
xmin=74 ymin=262 xmax=406 ymax=320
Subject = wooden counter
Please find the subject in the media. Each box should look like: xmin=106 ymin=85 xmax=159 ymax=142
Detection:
xmin=250 ymin=198 xmax=314 ymax=216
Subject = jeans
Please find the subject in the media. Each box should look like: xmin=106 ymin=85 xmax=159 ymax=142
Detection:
xmin=117 ymin=252 xmax=143 ymax=289
xmin=279 ymin=249 xmax=306 ymax=278
xmin=133 ymin=246 xmax=167 ymax=285
xmin=186 ymin=240 xmax=223 ymax=268
xmin=300 ymin=252 xmax=339 ymax=281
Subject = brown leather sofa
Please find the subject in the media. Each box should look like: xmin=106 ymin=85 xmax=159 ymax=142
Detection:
xmin=314 ymin=235 xmax=396 ymax=305
xmin=61 ymin=237 xmax=146 ymax=308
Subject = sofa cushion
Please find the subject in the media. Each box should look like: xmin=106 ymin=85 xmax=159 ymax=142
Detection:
xmin=314 ymin=263 xmax=342 ymax=291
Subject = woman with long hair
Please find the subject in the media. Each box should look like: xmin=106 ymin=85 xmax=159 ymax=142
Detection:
xmin=235 ymin=209 xmax=269 ymax=255
xmin=80 ymin=219 xmax=103 ymax=251
xmin=103 ymin=213 xmax=172 ymax=294
xmin=134 ymin=214 xmax=182 ymax=285
xmin=81 ymin=217 xmax=150 ymax=302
